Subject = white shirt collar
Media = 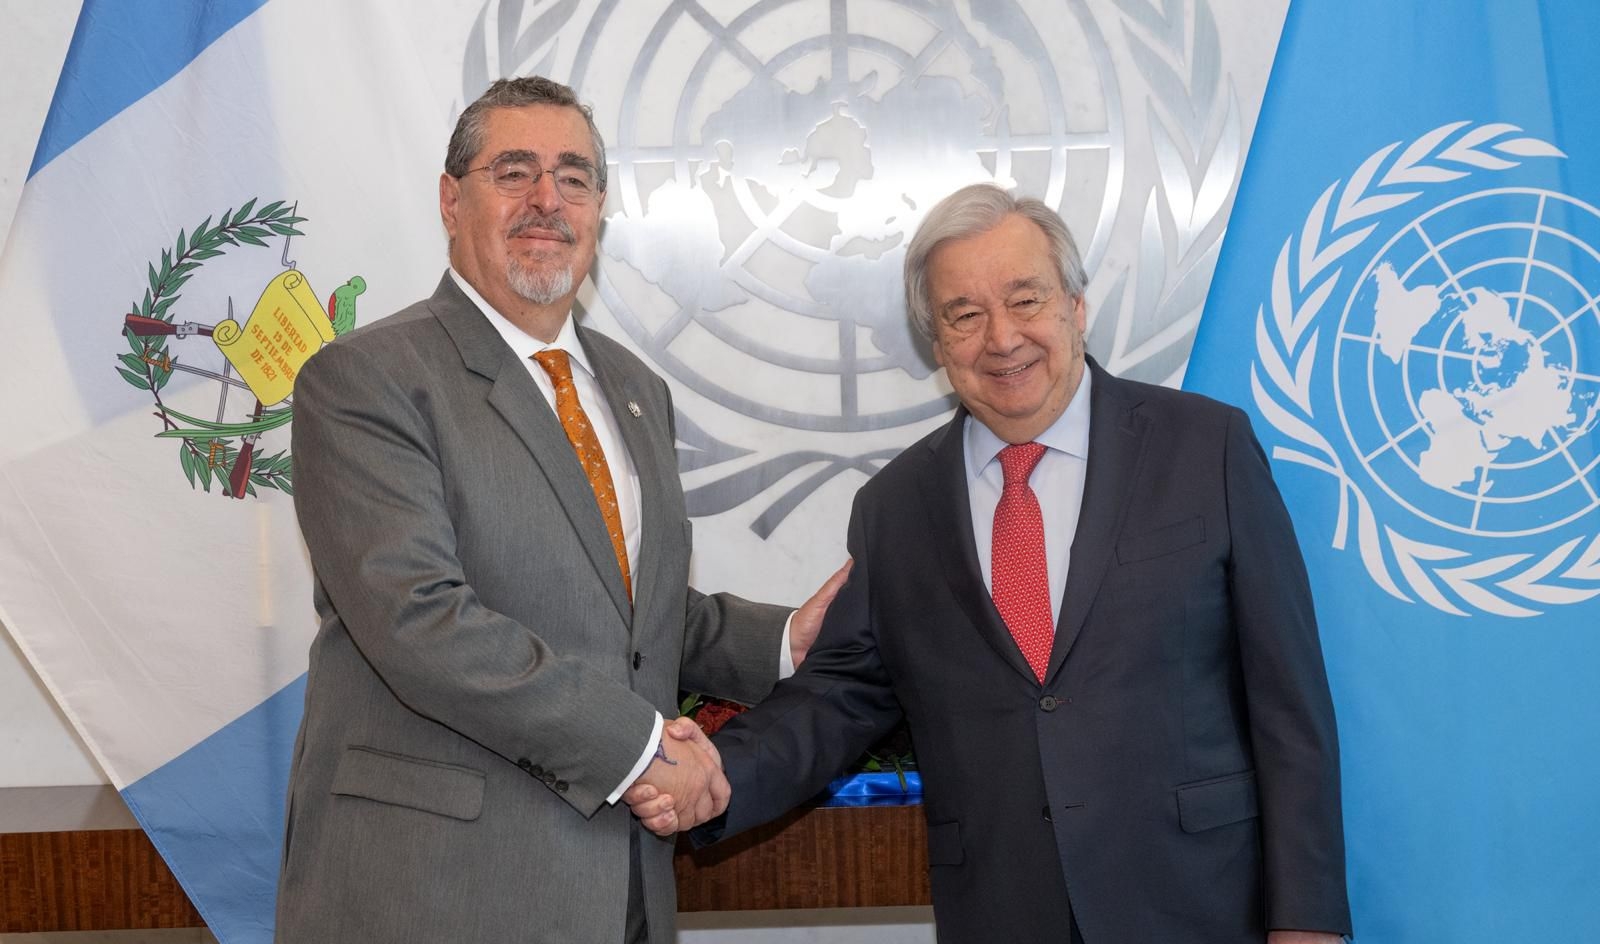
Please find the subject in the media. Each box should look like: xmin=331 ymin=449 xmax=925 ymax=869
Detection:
xmin=966 ymin=365 xmax=1093 ymax=474
xmin=448 ymin=267 xmax=595 ymax=378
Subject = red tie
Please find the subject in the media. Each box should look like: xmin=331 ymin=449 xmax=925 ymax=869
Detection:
xmin=992 ymin=442 xmax=1053 ymax=682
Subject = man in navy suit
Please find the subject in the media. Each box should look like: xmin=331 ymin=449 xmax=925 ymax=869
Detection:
xmin=630 ymin=184 xmax=1351 ymax=944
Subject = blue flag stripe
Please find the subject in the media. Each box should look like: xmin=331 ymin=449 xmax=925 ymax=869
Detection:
xmin=120 ymin=674 xmax=305 ymax=944
xmin=29 ymin=0 xmax=269 ymax=178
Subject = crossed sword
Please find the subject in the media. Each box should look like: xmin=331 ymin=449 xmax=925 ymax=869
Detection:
xmin=124 ymin=305 xmax=269 ymax=500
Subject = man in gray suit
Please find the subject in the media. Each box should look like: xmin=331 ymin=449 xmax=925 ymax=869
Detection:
xmin=274 ymin=76 xmax=844 ymax=944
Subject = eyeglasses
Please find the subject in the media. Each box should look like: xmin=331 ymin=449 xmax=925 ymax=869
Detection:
xmin=461 ymin=154 xmax=601 ymax=204
xmin=939 ymin=292 xmax=1059 ymax=340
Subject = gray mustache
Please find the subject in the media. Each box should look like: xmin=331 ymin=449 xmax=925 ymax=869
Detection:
xmin=509 ymin=216 xmax=575 ymax=242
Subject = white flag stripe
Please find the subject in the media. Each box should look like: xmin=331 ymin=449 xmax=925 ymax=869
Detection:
xmin=0 ymin=0 xmax=450 ymax=785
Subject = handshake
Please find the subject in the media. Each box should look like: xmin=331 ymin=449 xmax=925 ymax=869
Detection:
xmin=622 ymin=716 xmax=724 ymax=837
xmin=623 ymin=560 xmax=853 ymax=838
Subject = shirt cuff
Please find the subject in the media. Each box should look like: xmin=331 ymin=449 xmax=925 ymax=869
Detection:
xmin=607 ymin=711 xmax=664 ymax=805
xmin=778 ymin=611 xmax=797 ymax=679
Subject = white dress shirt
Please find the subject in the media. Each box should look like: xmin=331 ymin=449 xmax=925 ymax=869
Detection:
xmin=451 ymin=270 xmax=643 ymax=572
xmin=963 ymin=368 xmax=1093 ymax=631
xmin=448 ymin=269 xmax=792 ymax=803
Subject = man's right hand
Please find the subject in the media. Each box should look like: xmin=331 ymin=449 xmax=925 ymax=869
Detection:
xmin=627 ymin=717 xmax=727 ymax=836
xmin=625 ymin=717 xmax=723 ymax=836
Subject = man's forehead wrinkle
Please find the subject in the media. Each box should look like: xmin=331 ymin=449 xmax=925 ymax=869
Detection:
xmin=1006 ymin=276 xmax=1051 ymax=293
xmin=935 ymin=278 xmax=1050 ymax=314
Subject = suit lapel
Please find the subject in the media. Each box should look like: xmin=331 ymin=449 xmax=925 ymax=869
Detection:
xmin=916 ymin=408 xmax=1042 ymax=687
xmin=431 ymin=276 xmax=633 ymax=625
xmin=1044 ymin=359 xmax=1148 ymax=684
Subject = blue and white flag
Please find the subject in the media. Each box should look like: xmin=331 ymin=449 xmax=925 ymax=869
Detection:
xmin=2 ymin=0 xmax=1365 ymax=940
xmin=0 ymin=3 xmax=456 ymax=940
xmin=1186 ymin=2 xmax=1600 ymax=940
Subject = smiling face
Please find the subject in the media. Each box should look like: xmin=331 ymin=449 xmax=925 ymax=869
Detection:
xmin=928 ymin=212 xmax=1088 ymax=444
xmin=440 ymin=104 xmax=603 ymax=339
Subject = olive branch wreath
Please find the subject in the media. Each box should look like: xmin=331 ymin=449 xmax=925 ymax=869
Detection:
xmin=464 ymin=0 xmax=910 ymax=537
xmin=116 ymin=199 xmax=304 ymax=497
xmin=1094 ymin=0 xmax=1240 ymax=387
xmin=459 ymin=0 xmax=578 ymax=111
xmin=458 ymin=0 xmax=1246 ymax=531
xmin=1250 ymin=120 xmax=1600 ymax=617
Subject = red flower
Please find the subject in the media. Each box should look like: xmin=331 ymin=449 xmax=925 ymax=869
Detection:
xmin=691 ymin=698 xmax=747 ymax=737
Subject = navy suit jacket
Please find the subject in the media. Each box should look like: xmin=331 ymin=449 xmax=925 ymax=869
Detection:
xmin=702 ymin=358 xmax=1352 ymax=943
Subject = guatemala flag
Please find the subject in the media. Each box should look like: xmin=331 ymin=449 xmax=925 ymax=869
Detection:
xmin=1186 ymin=2 xmax=1600 ymax=941
xmin=0 ymin=2 xmax=458 ymax=940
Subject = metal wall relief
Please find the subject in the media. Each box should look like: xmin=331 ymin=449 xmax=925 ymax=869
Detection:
xmin=459 ymin=0 xmax=1250 ymax=540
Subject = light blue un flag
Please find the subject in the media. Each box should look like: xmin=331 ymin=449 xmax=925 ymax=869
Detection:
xmin=1185 ymin=2 xmax=1600 ymax=940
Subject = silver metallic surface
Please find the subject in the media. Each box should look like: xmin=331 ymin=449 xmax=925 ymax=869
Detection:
xmin=460 ymin=0 xmax=1276 ymax=541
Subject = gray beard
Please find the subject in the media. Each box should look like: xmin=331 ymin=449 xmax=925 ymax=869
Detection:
xmin=507 ymin=260 xmax=574 ymax=305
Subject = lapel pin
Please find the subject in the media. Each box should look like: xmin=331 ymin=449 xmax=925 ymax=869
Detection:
xmin=627 ymin=401 xmax=642 ymax=417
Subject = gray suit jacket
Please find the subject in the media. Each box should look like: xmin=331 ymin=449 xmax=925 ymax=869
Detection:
xmin=275 ymin=275 xmax=786 ymax=944
xmin=703 ymin=361 xmax=1351 ymax=943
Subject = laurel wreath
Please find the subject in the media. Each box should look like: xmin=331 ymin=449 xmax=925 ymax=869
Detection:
xmin=1250 ymin=121 xmax=1600 ymax=617
xmin=1095 ymin=0 xmax=1239 ymax=387
xmin=463 ymin=0 xmax=1241 ymax=532
xmin=116 ymin=199 xmax=304 ymax=498
xmin=459 ymin=0 xmax=578 ymax=112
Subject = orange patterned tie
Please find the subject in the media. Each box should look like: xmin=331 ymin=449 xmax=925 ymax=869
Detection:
xmin=532 ymin=349 xmax=632 ymax=600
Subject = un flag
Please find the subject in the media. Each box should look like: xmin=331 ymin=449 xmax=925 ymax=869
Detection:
xmin=1187 ymin=1 xmax=1600 ymax=941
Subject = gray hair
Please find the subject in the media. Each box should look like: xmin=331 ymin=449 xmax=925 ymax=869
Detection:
xmin=904 ymin=183 xmax=1087 ymax=339
xmin=445 ymin=76 xmax=608 ymax=191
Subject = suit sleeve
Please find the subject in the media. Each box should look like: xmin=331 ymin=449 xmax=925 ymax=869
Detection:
xmin=678 ymin=588 xmax=788 ymax=706
xmin=1225 ymin=407 xmax=1353 ymax=935
xmin=292 ymin=341 xmax=657 ymax=816
xmin=695 ymin=495 xmax=904 ymax=842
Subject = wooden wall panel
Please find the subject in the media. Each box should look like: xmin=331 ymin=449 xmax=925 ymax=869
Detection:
xmin=675 ymin=805 xmax=930 ymax=911
xmin=1 ymin=829 xmax=204 ymax=932
xmin=1 ymin=806 xmax=929 ymax=932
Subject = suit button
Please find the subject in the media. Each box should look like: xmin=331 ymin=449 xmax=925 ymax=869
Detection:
xmin=530 ymin=765 xmax=546 ymax=778
xmin=516 ymin=758 xmax=533 ymax=772
xmin=542 ymin=773 xmax=557 ymax=785
xmin=1041 ymin=804 xmax=1053 ymax=822
xmin=1039 ymin=695 xmax=1059 ymax=712
xmin=632 ymin=651 xmax=643 ymax=670
xmin=555 ymin=780 xmax=569 ymax=793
